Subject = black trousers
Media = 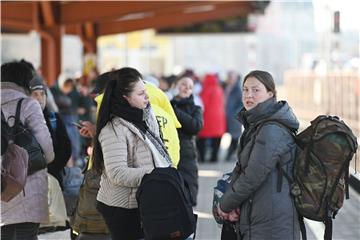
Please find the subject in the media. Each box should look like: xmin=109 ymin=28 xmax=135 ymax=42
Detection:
xmin=96 ymin=201 xmax=143 ymax=240
xmin=221 ymin=222 xmax=237 ymax=240
xmin=1 ymin=222 xmax=40 ymax=240
xmin=196 ymin=137 xmax=222 ymax=163
xmin=226 ymin=138 xmax=238 ymax=160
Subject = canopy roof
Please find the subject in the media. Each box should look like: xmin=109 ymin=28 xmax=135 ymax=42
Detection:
xmin=2 ymin=1 xmax=269 ymax=35
xmin=1 ymin=1 xmax=269 ymax=85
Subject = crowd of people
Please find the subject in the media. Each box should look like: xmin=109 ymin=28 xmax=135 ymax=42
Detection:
xmin=1 ymin=60 xmax=301 ymax=240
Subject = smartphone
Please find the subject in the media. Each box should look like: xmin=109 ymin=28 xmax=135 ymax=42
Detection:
xmin=71 ymin=122 xmax=83 ymax=129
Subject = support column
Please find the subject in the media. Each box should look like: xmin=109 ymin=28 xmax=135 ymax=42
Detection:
xmin=80 ymin=22 xmax=98 ymax=54
xmin=40 ymin=26 xmax=62 ymax=86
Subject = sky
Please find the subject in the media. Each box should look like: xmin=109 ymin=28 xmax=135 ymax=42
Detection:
xmin=312 ymin=0 xmax=360 ymax=32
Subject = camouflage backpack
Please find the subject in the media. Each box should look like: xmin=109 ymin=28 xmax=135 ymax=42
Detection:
xmin=264 ymin=115 xmax=357 ymax=240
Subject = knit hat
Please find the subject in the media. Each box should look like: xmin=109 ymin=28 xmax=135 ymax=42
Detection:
xmin=243 ymin=70 xmax=277 ymax=98
xmin=29 ymin=74 xmax=46 ymax=93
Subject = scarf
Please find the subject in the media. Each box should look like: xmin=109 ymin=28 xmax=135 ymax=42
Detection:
xmin=110 ymin=95 xmax=172 ymax=167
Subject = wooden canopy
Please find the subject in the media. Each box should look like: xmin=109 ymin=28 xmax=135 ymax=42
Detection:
xmin=1 ymin=1 xmax=268 ymax=85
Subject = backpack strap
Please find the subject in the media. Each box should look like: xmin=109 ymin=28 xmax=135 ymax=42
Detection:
xmin=13 ymin=98 xmax=25 ymax=142
xmin=254 ymin=119 xmax=296 ymax=193
xmin=299 ymin=216 xmax=307 ymax=240
xmin=1 ymin=110 xmax=11 ymax=140
xmin=14 ymin=98 xmax=24 ymax=127
xmin=324 ymin=201 xmax=333 ymax=240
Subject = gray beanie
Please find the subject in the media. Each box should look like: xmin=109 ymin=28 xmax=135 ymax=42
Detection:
xmin=29 ymin=74 xmax=46 ymax=93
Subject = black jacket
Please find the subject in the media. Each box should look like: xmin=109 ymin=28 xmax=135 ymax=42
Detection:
xmin=171 ymin=95 xmax=203 ymax=205
xmin=171 ymin=95 xmax=203 ymax=161
xmin=44 ymin=108 xmax=72 ymax=189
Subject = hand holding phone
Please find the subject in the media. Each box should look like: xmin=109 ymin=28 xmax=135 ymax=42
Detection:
xmin=71 ymin=122 xmax=83 ymax=129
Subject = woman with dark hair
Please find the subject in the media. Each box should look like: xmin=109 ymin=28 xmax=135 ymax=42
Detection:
xmin=93 ymin=67 xmax=172 ymax=240
xmin=1 ymin=61 xmax=54 ymax=239
xmin=217 ymin=70 xmax=300 ymax=240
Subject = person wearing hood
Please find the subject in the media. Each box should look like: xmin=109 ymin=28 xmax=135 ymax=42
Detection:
xmin=217 ymin=70 xmax=300 ymax=240
xmin=171 ymin=77 xmax=203 ymax=206
xmin=197 ymin=74 xmax=226 ymax=163
xmin=1 ymin=61 xmax=54 ymax=239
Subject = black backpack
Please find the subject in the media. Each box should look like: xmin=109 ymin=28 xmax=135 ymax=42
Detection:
xmin=136 ymin=167 xmax=197 ymax=240
xmin=2 ymin=98 xmax=47 ymax=176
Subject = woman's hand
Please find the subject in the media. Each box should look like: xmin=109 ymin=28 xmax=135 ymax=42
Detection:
xmin=217 ymin=205 xmax=230 ymax=220
xmin=228 ymin=208 xmax=240 ymax=222
xmin=79 ymin=121 xmax=96 ymax=138
xmin=217 ymin=205 xmax=240 ymax=222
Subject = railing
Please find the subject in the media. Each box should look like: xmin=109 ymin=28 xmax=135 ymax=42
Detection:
xmin=283 ymin=70 xmax=360 ymax=176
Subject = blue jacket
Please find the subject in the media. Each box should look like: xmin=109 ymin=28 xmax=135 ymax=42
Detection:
xmin=225 ymin=82 xmax=243 ymax=139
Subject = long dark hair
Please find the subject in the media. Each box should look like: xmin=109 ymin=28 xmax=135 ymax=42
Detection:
xmin=93 ymin=67 xmax=143 ymax=174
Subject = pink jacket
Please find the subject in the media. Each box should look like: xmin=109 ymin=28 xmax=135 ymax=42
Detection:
xmin=1 ymin=82 xmax=54 ymax=226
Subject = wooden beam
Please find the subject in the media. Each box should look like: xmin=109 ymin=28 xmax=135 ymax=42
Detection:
xmin=60 ymin=1 xmax=209 ymax=24
xmin=1 ymin=1 xmax=33 ymax=22
xmin=41 ymin=26 xmax=62 ymax=86
xmin=1 ymin=18 xmax=33 ymax=32
xmin=78 ymin=22 xmax=98 ymax=54
xmin=1 ymin=1 xmax=34 ymax=32
xmin=40 ymin=2 xmax=56 ymax=27
xmin=98 ymin=3 xmax=252 ymax=35
xmin=84 ymin=22 xmax=95 ymax=39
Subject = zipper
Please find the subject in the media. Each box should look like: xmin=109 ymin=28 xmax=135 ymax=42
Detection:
xmin=248 ymin=198 xmax=253 ymax=240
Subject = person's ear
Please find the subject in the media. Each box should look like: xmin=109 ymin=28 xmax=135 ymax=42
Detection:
xmin=268 ymin=91 xmax=274 ymax=98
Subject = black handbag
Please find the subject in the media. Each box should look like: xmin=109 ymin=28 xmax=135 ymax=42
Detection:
xmin=11 ymin=98 xmax=47 ymax=175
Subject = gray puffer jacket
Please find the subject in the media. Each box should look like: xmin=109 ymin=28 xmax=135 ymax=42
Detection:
xmin=219 ymin=98 xmax=300 ymax=240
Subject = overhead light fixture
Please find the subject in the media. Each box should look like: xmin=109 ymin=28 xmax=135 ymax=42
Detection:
xmin=117 ymin=12 xmax=154 ymax=21
xmin=184 ymin=5 xmax=215 ymax=14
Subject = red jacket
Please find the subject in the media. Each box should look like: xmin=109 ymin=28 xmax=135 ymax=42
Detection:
xmin=198 ymin=74 xmax=226 ymax=138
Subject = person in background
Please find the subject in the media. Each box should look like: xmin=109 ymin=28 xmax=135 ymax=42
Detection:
xmin=224 ymin=71 xmax=243 ymax=161
xmin=171 ymin=77 xmax=203 ymax=206
xmin=217 ymin=70 xmax=300 ymax=240
xmin=93 ymin=67 xmax=172 ymax=240
xmin=51 ymin=73 xmax=81 ymax=167
xmin=1 ymin=61 xmax=54 ymax=240
xmin=29 ymin=77 xmax=71 ymax=189
xmin=197 ymin=74 xmax=226 ymax=163
xmin=19 ymin=59 xmax=59 ymax=113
